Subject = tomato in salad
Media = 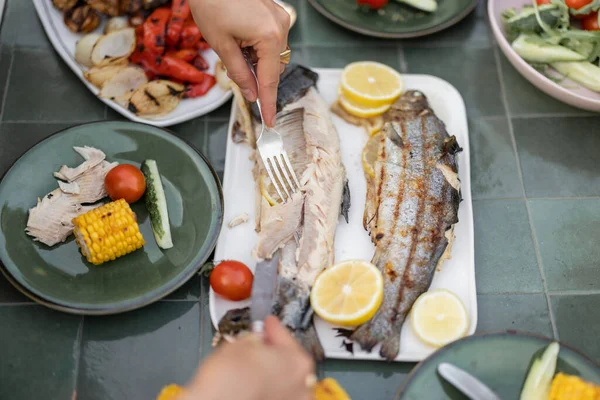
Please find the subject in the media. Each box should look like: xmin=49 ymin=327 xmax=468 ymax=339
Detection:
xmin=566 ymin=0 xmax=594 ymax=19
xmin=210 ymin=260 xmax=254 ymax=301
xmin=536 ymin=0 xmax=552 ymax=4
xmin=582 ymin=11 xmax=600 ymax=30
xmin=104 ymin=164 xmax=147 ymax=203
xmin=357 ymin=0 xmax=389 ymax=9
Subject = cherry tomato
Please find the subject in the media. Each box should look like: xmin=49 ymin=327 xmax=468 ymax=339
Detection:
xmin=357 ymin=0 xmax=389 ymax=10
xmin=104 ymin=164 xmax=146 ymax=203
xmin=210 ymin=260 xmax=253 ymax=301
xmin=536 ymin=0 xmax=552 ymax=4
xmin=566 ymin=0 xmax=594 ymax=18
xmin=582 ymin=11 xmax=600 ymax=29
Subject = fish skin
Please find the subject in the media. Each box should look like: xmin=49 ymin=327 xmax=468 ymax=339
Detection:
xmin=350 ymin=91 xmax=460 ymax=360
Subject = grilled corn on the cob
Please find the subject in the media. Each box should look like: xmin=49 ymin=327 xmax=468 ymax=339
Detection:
xmin=73 ymin=199 xmax=144 ymax=265
xmin=549 ymin=373 xmax=600 ymax=400
xmin=156 ymin=384 xmax=185 ymax=400
xmin=314 ymin=378 xmax=351 ymax=400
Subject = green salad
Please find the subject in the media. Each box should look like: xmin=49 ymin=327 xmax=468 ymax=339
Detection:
xmin=503 ymin=0 xmax=600 ymax=92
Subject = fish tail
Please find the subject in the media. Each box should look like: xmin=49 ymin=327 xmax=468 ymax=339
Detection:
xmin=350 ymin=313 xmax=401 ymax=361
xmin=379 ymin=330 xmax=401 ymax=361
xmin=294 ymin=323 xmax=325 ymax=362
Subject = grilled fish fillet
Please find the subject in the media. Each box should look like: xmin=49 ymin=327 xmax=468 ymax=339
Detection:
xmin=219 ymin=65 xmax=349 ymax=361
xmin=350 ymin=91 xmax=461 ymax=361
xmin=26 ymin=147 xmax=117 ymax=247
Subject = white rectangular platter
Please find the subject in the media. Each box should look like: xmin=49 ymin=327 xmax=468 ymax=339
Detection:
xmin=210 ymin=68 xmax=477 ymax=362
xmin=33 ymin=0 xmax=232 ymax=127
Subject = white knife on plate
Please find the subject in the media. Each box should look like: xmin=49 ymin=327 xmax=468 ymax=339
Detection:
xmin=438 ymin=363 xmax=503 ymax=400
xmin=250 ymin=254 xmax=280 ymax=336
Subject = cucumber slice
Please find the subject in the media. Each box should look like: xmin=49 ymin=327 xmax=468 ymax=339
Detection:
xmin=396 ymin=0 xmax=437 ymax=13
xmin=512 ymin=34 xmax=586 ymax=63
xmin=551 ymin=61 xmax=600 ymax=92
xmin=141 ymin=159 xmax=173 ymax=249
xmin=520 ymin=342 xmax=559 ymax=400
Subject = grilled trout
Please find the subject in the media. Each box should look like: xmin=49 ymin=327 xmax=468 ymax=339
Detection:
xmin=218 ymin=65 xmax=350 ymax=361
xmin=350 ymin=90 xmax=461 ymax=361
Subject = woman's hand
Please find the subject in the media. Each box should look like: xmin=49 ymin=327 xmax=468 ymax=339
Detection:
xmin=181 ymin=316 xmax=315 ymax=400
xmin=190 ymin=0 xmax=291 ymax=127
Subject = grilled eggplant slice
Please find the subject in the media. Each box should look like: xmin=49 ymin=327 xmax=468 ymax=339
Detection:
xmin=90 ymin=28 xmax=136 ymax=67
xmin=64 ymin=5 xmax=100 ymax=33
xmin=128 ymin=80 xmax=184 ymax=117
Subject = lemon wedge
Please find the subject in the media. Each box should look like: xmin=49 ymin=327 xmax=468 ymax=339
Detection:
xmin=411 ymin=289 xmax=469 ymax=348
xmin=361 ymin=132 xmax=382 ymax=179
xmin=311 ymin=259 xmax=383 ymax=327
xmin=340 ymin=61 xmax=403 ymax=107
xmin=338 ymin=94 xmax=391 ymax=119
xmin=259 ymin=173 xmax=280 ymax=206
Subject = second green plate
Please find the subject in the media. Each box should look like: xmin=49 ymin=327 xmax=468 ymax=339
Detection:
xmin=308 ymin=0 xmax=478 ymax=39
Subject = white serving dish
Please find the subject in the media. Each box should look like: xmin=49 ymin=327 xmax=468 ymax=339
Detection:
xmin=33 ymin=0 xmax=232 ymax=127
xmin=210 ymin=68 xmax=477 ymax=362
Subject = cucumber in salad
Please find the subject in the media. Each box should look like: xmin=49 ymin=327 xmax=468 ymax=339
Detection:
xmin=520 ymin=342 xmax=559 ymax=400
xmin=502 ymin=1 xmax=600 ymax=94
xmin=396 ymin=0 xmax=437 ymax=13
xmin=141 ymin=159 xmax=173 ymax=249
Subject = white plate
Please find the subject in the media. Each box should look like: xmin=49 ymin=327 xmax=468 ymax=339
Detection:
xmin=210 ymin=69 xmax=477 ymax=362
xmin=33 ymin=0 xmax=232 ymax=127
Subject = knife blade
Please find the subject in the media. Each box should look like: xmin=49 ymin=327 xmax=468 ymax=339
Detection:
xmin=250 ymin=253 xmax=280 ymax=335
xmin=437 ymin=363 xmax=503 ymax=400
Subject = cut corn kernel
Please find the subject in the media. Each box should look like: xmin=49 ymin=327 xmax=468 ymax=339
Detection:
xmin=72 ymin=199 xmax=145 ymax=266
xmin=549 ymin=373 xmax=600 ymax=400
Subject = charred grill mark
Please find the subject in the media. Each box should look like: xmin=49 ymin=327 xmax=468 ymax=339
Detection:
xmin=144 ymin=89 xmax=160 ymax=106
xmin=385 ymin=262 xmax=398 ymax=282
xmin=128 ymin=102 xmax=138 ymax=113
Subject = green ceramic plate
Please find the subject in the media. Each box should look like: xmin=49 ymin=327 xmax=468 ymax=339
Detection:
xmin=308 ymin=0 xmax=478 ymax=39
xmin=0 ymin=121 xmax=223 ymax=314
xmin=396 ymin=331 xmax=600 ymax=399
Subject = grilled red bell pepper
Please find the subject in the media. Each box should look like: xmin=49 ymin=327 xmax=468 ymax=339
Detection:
xmin=166 ymin=0 xmax=191 ymax=47
xmin=196 ymin=40 xmax=211 ymax=51
xmin=143 ymin=7 xmax=171 ymax=55
xmin=192 ymin=54 xmax=209 ymax=71
xmin=167 ymin=49 xmax=198 ymax=62
xmin=180 ymin=20 xmax=203 ymax=49
xmin=184 ymin=75 xmax=216 ymax=98
xmin=138 ymin=53 xmax=208 ymax=83
xmin=130 ymin=25 xmax=145 ymax=64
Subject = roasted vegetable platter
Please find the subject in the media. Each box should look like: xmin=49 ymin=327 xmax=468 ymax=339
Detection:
xmin=33 ymin=0 xmax=232 ymax=127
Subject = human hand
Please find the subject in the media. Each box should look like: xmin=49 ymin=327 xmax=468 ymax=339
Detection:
xmin=180 ymin=316 xmax=315 ymax=400
xmin=189 ymin=0 xmax=291 ymax=127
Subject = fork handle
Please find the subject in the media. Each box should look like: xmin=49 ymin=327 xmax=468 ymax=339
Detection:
xmin=242 ymin=47 xmax=264 ymax=119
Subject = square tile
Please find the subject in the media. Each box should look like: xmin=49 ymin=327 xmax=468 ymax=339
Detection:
xmin=206 ymin=100 xmax=232 ymax=120
xmin=529 ymin=199 xmax=600 ymax=292
xmin=3 ymin=48 xmax=105 ymax=122
xmin=498 ymin=55 xmax=592 ymax=117
xmin=0 ymin=122 xmax=71 ymax=176
xmin=169 ymin=118 xmax=207 ymax=151
xmin=206 ymin=120 xmax=229 ymax=181
xmin=513 ymin=117 xmax=600 ymax=198
xmin=0 ymin=44 xmax=12 ymax=115
xmin=476 ymin=294 xmax=553 ymax=337
xmin=404 ymin=46 xmax=505 ymax=117
xmin=78 ymin=301 xmax=200 ymax=400
xmin=0 ymin=273 xmax=31 ymax=303
xmin=469 ymin=117 xmax=523 ymax=200
xmin=474 ymin=200 xmax=542 ymax=293
xmin=303 ymin=1 xmax=383 ymax=45
xmin=290 ymin=45 xmax=309 ymax=67
xmin=3 ymin=0 xmax=49 ymax=49
xmin=199 ymin=278 xmax=216 ymax=359
xmin=0 ymin=306 xmax=80 ymax=400
xmin=286 ymin=0 xmax=303 ymax=45
xmin=551 ymin=294 xmax=600 ymax=362
xmin=403 ymin=11 xmax=490 ymax=47
xmin=306 ymin=45 xmax=400 ymax=70
xmin=322 ymin=359 xmax=413 ymax=400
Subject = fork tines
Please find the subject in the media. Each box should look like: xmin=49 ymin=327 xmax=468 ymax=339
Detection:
xmin=260 ymin=150 xmax=300 ymax=203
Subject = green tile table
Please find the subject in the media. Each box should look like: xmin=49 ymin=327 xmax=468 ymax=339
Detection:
xmin=1 ymin=1 xmax=599 ymax=399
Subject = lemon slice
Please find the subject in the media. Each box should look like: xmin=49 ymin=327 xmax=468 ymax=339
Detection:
xmin=341 ymin=61 xmax=403 ymax=107
xmin=411 ymin=289 xmax=469 ymax=348
xmin=366 ymin=116 xmax=384 ymax=136
xmin=259 ymin=173 xmax=281 ymax=206
xmin=362 ymin=132 xmax=383 ymax=179
xmin=311 ymin=259 xmax=383 ymax=327
xmin=339 ymin=93 xmax=391 ymax=119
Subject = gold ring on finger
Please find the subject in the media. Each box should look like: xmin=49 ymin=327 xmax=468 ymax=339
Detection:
xmin=280 ymin=45 xmax=292 ymax=64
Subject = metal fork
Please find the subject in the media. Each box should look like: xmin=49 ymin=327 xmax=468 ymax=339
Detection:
xmin=242 ymin=49 xmax=301 ymax=205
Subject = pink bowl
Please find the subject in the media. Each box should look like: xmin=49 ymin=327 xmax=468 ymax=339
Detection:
xmin=489 ymin=0 xmax=600 ymax=112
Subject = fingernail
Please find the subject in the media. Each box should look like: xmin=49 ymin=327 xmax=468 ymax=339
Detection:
xmin=241 ymin=88 xmax=256 ymax=101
